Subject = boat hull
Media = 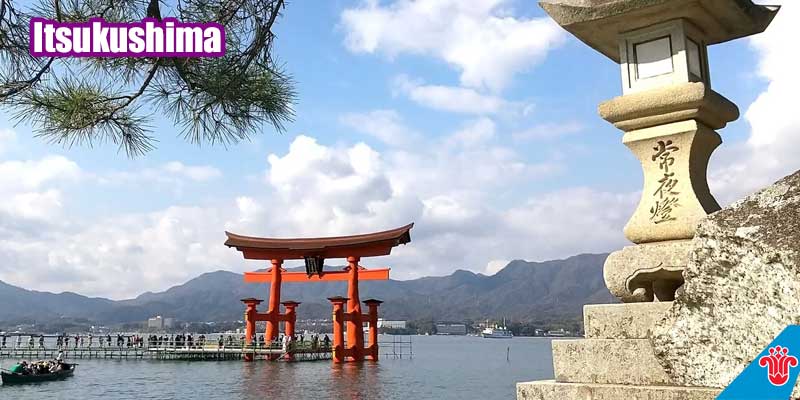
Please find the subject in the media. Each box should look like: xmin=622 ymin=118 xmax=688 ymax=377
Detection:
xmin=1 ymin=366 xmax=74 ymax=385
xmin=481 ymin=334 xmax=513 ymax=339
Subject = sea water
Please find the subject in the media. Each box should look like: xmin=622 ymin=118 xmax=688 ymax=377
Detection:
xmin=0 ymin=336 xmax=554 ymax=399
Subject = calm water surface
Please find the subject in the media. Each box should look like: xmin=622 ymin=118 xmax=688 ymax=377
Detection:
xmin=1 ymin=336 xmax=554 ymax=399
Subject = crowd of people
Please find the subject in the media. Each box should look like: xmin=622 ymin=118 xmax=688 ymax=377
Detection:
xmin=0 ymin=332 xmax=333 ymax=352
xmin=6 ymin=352 xmax=69 ymax=376
xmin=147 ymin=334 xmax=208 ymax=348
xmin=0 ymin=333 xmax=150 ymax=349
xmin=272 ymin=333 xmax=331 ymax=352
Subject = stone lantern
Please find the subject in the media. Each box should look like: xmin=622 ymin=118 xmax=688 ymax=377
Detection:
xmin=539 ymin=0 xmax=779 ymax=303
xmin=517 ymin=1 xmax=779 ymax=399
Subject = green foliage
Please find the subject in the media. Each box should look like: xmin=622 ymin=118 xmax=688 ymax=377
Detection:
xmin=0 ymin=0 xmax=295 ymax=156
xmin=407 ymin=319 xmax=437 ymax=335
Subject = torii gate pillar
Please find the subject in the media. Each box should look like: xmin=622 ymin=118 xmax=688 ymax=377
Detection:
xmin=345 ymin=256 xmax=365 ymax=362
xmin=225 ymin=223 xmax=414 ymax=365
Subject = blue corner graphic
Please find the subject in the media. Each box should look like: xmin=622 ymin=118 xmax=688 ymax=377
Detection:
xmin=718 ymin=325 xmax=800 ymax=400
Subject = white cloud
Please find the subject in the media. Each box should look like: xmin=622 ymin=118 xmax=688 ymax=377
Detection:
xmin=339 ymin=109 xmax=420 ymax=146
xmin=0 ymin=205 xmax=242 ymax=298
xmin=253 ymin=134 xmax=625 ymax=280
xmin=445 ymin=118 xmax=496 ymax=147
xmin=96 ymin=162 xmax=222 ymax=186
xmin=341 ymin=0 xmax=565 ymax=91
xmin=0 ymin=129 xmax=16 ymax=154
xmin=512 ymin=121 xmax=585 ymax=141
xmin=0 ymin=190 xmax=64 ymax=220
xmin=710 ymin=1 xmax=800 ymax=204
xmin=0 ymin=126 xmax=630 ymax=298
xmin=0 ymin=156 xmax=81 ymax=193
xmin=162 ymin=161 xmax=222 ymax=182
xmin=393 ymin=75 xmax=516 ymax=114
xmin=267 ymin=135 xmax=394 ymax=219
xmin=0 ymin=156 xmax=81 ymax=222
xmin=485 ymin=259 xmax=510 ymax=275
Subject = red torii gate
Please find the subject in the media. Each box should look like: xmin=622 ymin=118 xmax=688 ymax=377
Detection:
xmin=224 ymin=223 xmax=413 ymax=363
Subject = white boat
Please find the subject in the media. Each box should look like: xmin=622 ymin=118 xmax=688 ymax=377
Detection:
xmin=481 ymin=320 xmax=513 ymax=339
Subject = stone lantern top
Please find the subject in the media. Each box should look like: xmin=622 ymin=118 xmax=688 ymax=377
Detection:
xmin=539 ymin=0 xmax=779 ymax=62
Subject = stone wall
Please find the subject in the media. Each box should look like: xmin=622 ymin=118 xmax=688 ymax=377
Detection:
xmin=652 ymin=170 xmax=800 ymax=389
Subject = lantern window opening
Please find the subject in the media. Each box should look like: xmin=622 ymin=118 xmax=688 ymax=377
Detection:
xmin=633 ymin=35 xmax=675 ymax=80
xmin=686 ymin=38 xmax=702 ymax=79
xmin=618 ymin=18 xmax=711 ymax=95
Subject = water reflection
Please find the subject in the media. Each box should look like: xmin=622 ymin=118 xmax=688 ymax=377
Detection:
xmin=1 ymin=336 xmax=555 ymax=400
xmin=329 ymin=361 xmax=385 ymax=400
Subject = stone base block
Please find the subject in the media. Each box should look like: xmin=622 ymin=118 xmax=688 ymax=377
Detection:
xmin=585 ymin=302 xmax=672 ymax=339
xmin=604 ymin=240 xmax=692 ymax=302
xmin=553 ymin=339 xmax=672 ymax=385
xmin=517 ymin=380 xmax=720 ymax=400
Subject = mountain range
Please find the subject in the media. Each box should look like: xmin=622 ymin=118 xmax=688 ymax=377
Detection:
xmin=0 ymin=253 xmax=614 ymax=325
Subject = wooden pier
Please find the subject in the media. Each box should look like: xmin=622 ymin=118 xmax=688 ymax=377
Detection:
xmin=0 ymin=343 xmax=332 ymax=362
xmin=0 ymin=335 xmax=410 ymax=362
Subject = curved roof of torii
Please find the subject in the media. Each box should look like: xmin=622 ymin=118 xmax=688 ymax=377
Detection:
xmin=224 ymin=223 xmax=413 ymax=260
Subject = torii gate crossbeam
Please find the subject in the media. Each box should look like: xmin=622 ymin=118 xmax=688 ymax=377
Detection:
xmin=225 ymin=223 xmax=413 ymax=363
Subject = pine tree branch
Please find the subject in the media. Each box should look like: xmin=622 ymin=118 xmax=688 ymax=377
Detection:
xmin=0 ymin=57 xmax=55 ymax=99
xmin=0 ymin=0 xmax=296 ymax=156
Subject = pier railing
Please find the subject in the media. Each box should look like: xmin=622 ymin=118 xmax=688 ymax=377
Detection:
xmin=0 ymin=334 xmax=412 ymax=361
xmin=0 ymin=337 xmax=333 ymax=361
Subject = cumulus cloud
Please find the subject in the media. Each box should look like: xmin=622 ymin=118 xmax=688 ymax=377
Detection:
xmin=710 ymin=1 xmax=800 ymax=205
xmin=340 ymin=109 xmax=420 ymax=146
xmin=446 ymin=118 xmax=497 ymax=147
xmin=96 ymin=162 xmax=222 ymax=186
xmin=0 ymin=129 xmax=16 ymax=154
xmin=485 ymin=259 xmax=510 ymax=275
xmin=0 ymin=205 xmax=244 ymax=298
xmin=340 ymin=0 xmax=565 ymax=91
xmin=0 ymin=156 xmax=81 ymax=222
xmin=0 ymin=156 xmax=81 ymax=193
xmin=0 ymin=125 xmax=633 ymax=298
xmin=250 ymin=133 xmax=628 ymax=279
xmin=162 ymin=161 xmax=223 ymax=182
xmin=392 ymin=75 xmax=518 ymax=115
xmin=0 ymin=153 xmax=231 ymax=297
xmin=7 ymin=1 xmax=797 ymax=299
xmin=512 ymin=121 xmax=585 ymax=142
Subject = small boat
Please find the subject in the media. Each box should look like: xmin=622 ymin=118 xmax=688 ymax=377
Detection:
xmin=481 ymin=319 xmax=513 ymax=339
xmin=481 ymin=326 xmax=513 ymax=339
xmin=1 ymin=363 xmax=76 ymax=385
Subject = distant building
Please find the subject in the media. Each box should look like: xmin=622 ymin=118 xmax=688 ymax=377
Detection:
xmin=147 ymin=316 xmax=169 ymax=330
xmin=546 ymin=329 xmax=570 ymax=337
xmin=163 ymin=318 xmax=175 ymax=328
xmin=436 ymin=323 xmax=467 ymax=335
xmin=377 ymin=319 xmax=407 ymax=329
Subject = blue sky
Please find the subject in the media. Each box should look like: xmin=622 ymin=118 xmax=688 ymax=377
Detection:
xmin=0 ymin=0 xmax=797 ymax=299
